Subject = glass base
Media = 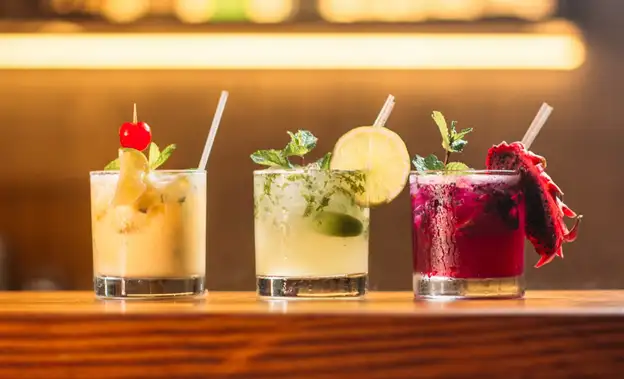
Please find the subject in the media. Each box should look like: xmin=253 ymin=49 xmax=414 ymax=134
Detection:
xmin=94 ymin=276 xmax=205 ymax=299
xmin=413 ymin=274 xmax=524 ymax=300
xmin=257 ymin=273 xmax=367 ymax=299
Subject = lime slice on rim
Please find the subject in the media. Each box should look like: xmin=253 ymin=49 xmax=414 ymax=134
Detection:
xmin=112 ymin=148 xmax=149 ymax=206
xmin=330 ymin=126 xmax=410 ymax=206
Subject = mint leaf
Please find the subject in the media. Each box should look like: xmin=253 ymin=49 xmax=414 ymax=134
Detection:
xmin=148 ymin=142 xmax=160 ymax=167
xmin=251 ymin=149 xmax=290 ymax=168
xmin=424 ymin=154 xmax=445 ymax=170
xmin=104 ymin=158 xmax=120 ymax=170
xmin=412 ymin=154 xmax=444 ymax=172
xmin=317 ymin=152 xmax=332 ymax=170
xmin=103 ymin=144 xmax=173 ymax=170
xmin=151 ymin=144 xmax=176 ymax=169
xmin=432 ymin=112 xmax=473 ymax=153
xmin=252 ymin=130 xmax=324 ymax=169
xmin=448 ymin=121 xmax=473 ymax=153
xmin=412 ymin=155 xmax=427 ymax=171
xmin=454 ymin=127 xmax=473 ymax=141
xmin=450 ymin=120 xmax=458 ymax=134
xmin=283 ymin=130 xmax=317 ymax=158
xmin=424 ymin=110 xmax=474 ymax=167
xmin=431 ymin=111 xmax=450 ymax=151
xmin=449 ymin=139 xmax=468 ymax=152
xmin=445 ymin=162 xmax=470 ymax=172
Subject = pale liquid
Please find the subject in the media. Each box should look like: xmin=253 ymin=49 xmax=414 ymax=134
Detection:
xmin=90 ymin=172 xmax=206 ymax=278
xmin=254 ymin=170 xmax=369 ymax=277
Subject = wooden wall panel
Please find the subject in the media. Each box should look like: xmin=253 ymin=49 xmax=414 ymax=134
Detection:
xmin=0 ymin=66 xmax=615 ymax=290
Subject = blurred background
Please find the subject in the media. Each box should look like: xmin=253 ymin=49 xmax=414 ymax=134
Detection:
xmin=0 ymin=0 xmax=617 ymax=291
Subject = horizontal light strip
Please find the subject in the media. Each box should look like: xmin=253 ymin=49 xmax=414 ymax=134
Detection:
xmin=0 ymin=33 xmax=585 ymax=70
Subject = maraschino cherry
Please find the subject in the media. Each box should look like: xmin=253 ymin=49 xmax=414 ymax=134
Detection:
xmin=119 ymin=103 xmax=152 ymax=151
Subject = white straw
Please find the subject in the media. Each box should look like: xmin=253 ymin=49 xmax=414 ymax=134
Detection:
xmin=521 ymin=102 xmax=553 ymax=150
xmin=365 ymin=94 xmax=396 ymax=205
xmin=198 ymin=90 xmax=229 ymax=170
xmin=373 ymin=94 xmax=395 ymax=127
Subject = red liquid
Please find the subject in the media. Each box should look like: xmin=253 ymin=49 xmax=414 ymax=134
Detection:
xmin=410 ymin=173 xmax=525 ymax=279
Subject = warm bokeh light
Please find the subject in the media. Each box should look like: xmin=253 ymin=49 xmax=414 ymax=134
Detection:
xmin=101 ymin=0 xmax=150 ymax=23
xmin=369 ymin=0 xmax=427 ymax=22
xmin=45 ymin=0 xmax=558 ymax=23
xmin=318 ymin=0 xmax=556 ymax=22
xmin=0 ymin=31 xmax=585 ymax=70
xmin=174 ymin=0 xmax=216 ymax=24
xmin=246 ymin=0 xmax=295 ymax=23
xmin=317 ymin=0 xmax=365 ymax=23
xmin=428 ymin=0 xmax=485 ymax=21
xmin=210 ymin=0 xmax=247 ymax=21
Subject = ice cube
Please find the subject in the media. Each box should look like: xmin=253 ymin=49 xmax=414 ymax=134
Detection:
xmin=161 ymin=176 xmax=190 ymax=204
xmin=134 ymin=181 xmax=162 ymax=213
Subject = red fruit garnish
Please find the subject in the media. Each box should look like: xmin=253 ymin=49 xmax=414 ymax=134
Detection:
xmin=119 ymin=104 xmax=152 ymax=151
xmin=119 ymin=121 xmax=152 ymax=151
xmin=486 ymin=141 xmax=582 ymax=268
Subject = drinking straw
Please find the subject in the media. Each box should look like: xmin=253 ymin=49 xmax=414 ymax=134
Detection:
xmin=198 ymin=90 xmax=229 ymax=170
xmin=365 ymin=94 xmax=396 ymax=204
xmin=373 ymin=94 xmax=395 ymax=127
xmin=521 ymin=102 xmax=553 ymax=149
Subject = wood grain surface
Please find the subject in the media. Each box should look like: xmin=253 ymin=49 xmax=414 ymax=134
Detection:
xmin=0 ymin=291 xmax=622 ymax=379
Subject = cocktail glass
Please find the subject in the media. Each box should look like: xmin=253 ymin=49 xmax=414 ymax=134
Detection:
xmin=254 ymin=168 xmax=369 ymax=299
xmin=90 ymin=170 xmax=206 ymax=299
xmin=410 ymin=170 xmax=525 ymax=299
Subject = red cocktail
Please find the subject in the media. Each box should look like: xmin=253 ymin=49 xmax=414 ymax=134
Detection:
xmin=410 ymin=170 xmax=525 ymax=299
xmin=410 ymin=109 xmax=581 ymax=299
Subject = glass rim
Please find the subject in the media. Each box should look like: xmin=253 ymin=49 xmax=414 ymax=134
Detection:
xmin=90 ymin=169 xmax=206 ymax=175
xmin=253 ymin=168 xmax=363 ymax=175
xmin=409 ymin=169 xmax=519 ymax=176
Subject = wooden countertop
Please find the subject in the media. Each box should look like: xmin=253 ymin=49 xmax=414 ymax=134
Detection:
xmin=0 ymin=291 xmax=622 ymax=378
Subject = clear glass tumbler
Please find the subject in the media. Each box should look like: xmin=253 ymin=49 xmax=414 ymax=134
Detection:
xmin=410 ymin=170 xmax=525 ymax=299
xmin=90 ymin=170 xmax=206 ymax=299
xmin=254 ymin=168 xmax=369 ymax=299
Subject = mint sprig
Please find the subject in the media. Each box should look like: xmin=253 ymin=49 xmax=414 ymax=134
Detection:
xmin=445 ymin=162 xmax=470 ymax=171
xmin=431 ymin=111 xmax=473 ymax=158
xmin=250 ymin=149 xmax=290 ymax=168
xmin=104 ymin=142 xmax=176 ymax=170
xmin=317 ymin=152 xmax=332 ymax=170
xmin=412 ymin=154 xmax=444 ymax=172
xmin=412 ymin=111 xmax=473 ymax=173
xmin=431 ymin=111 xmax=451 ymax=151
xmin=150 ymin=143 xmax=176 ymax=170
xmin=251 ymin=130 xmax=328 ymax=170
xmin=104 ymin=159 xmax=120 ymax=170
xmin=448 ymin=120 xmax=473 ymax=153
xmin=283 ymin=130 xmax=317 ymax=158
xmin=148 ymin=142 xmax=161 ymax=167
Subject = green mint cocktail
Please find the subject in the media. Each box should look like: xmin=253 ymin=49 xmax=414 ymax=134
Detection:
xmin=252 ymin=127 xmax=410 ymax=299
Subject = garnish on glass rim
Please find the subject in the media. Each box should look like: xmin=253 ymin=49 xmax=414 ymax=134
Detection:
xmin=120 ymin=103 xmax=152 ymax=151
xmin=485 ymin=102 xmax=582 ymax=268
xmin=250 ymin=130 xmax=331 ymax=170
xmin=105 ymin=143 xmax=176 ymax=171
xmin=104 ymin=104 xmax=176 ymax=170
xmin=412 ymin=111 xmax=473 ymax=172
